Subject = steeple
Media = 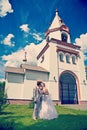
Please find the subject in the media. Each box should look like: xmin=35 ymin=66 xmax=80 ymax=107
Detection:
xmin=49 ymin=9 xmax=60 ymax=30
xmin=45 ymin=9 xmax=70 ymax=43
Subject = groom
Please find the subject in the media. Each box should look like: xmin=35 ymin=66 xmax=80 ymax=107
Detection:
xmin=33 ymin=81 xmax=43 ymax=120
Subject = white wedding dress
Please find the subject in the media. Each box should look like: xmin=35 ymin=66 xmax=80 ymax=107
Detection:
xmin=39 ymin=94 xmax=58 ymax=120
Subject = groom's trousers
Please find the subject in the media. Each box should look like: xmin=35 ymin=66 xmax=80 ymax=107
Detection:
xmin=34 ymin=96 xmax=42 ymax=119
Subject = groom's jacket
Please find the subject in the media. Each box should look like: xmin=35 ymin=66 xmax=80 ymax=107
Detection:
xmin=33 ymin=86 xmax=42 ymax=103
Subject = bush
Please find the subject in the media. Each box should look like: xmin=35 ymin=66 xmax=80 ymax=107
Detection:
xmin=0 ymin=81 xmax=7 ymax=112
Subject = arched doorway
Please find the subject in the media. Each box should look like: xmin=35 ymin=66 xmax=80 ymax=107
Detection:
xmin=59 ymin=72 xmax=78 ymax=104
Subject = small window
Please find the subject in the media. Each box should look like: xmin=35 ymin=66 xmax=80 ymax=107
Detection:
xmin=61 ymin=33 xmax=68 ymax=42
xmin=66 ymin=54 xmax=70 ymax=63
xmin=59 ymin=53 xmax=64 ymax=62
xmin=72 ymin=56 xmax=76 ymax=64
xmin=41 ymin=55 xmax=44 ymax=63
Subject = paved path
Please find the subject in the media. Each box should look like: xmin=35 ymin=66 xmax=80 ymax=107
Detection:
xmin=60 ymin=104 xmax=87 ymax=110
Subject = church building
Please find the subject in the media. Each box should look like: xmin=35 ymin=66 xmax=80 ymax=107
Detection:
xmin=5 ymin=10 xmax=87 ymax=104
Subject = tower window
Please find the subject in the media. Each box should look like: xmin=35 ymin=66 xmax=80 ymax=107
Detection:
xmin=72 ymin=56 xmax=76 ymax=64
xmin=66 ymin=54 xmax=70 ymax=63
xmin=41 ymin=55 xmax=44 ymax=63
xmin=59 ymin=53 xmax=64 ymax=62
xmin=61 ymin=33 xmax=68 ymax=42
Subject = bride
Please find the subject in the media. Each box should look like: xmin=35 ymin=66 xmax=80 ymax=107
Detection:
xmin=39 ymin=82 xmax=58 ymax=120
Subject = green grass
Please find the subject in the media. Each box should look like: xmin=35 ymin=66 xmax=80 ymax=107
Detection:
xmin=0 ymin=104 xmax=87 ymax=130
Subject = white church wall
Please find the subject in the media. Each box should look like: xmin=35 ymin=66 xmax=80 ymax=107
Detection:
xmin=78 ymin=51 xmax=87 ymax=101
xmin=47 ymin=43 xmax=59 ymax=100
xmin=44 ymin=42 xmax=59 ymax=81
xmin=38 ymin=46 xmax=50 ymax=71
xmin=77 ymin=51 xmax=87 ymax=100
xmin=5 ymin=70 xmax=49 ymax=100
xmin=49 ymin=31 xmax=61 ymax=41
xmin=23 ymin=80 xmax=36 ymax=99
xmin=38 ymin=42 xmax=59 ymax=101
xmin=21 ymin=70 xmax=49 ymax=100
xmin=5 ymin=73 xmax=24 ymax=99
xmin=78 ymin=51 xmax=86 ymax=83
xmin=80 ymin=85 xmax=87 ymax=100
xmin=23 ymin=80 xmax=49 ymax=100
xmin=48 ymin=81 xmax=59 ymax=101
xmin=23 ymin=70 xmax=49 ymax=100
xmin=5 ymin=80 xmax=24 ymax=99
xmin=58 ymin=61 xmax=79 ymax=75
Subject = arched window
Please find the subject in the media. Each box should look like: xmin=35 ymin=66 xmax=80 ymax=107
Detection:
xmin=61 ymin=33 xmax=68 ymax=42
xmin=59 ymin=53 xmax=64 ymax=62
xmin=72 ymin=56 xmax=76 ymax=64
xmin=66 ymin=54 xmax=70 ymax=63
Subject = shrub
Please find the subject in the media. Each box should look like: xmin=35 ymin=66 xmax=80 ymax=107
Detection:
xmin=0 ymin=81 xmax=7 ymax=112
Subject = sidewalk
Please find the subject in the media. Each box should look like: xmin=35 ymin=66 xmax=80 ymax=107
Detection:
xmin=60 ymin=104 xmax=87 ymax=110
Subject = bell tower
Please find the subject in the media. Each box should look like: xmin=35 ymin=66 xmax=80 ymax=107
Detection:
xmin=45 ymin=9 xmax=71 ymax=43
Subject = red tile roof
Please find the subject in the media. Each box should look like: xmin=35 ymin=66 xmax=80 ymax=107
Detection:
xmin=5 ymin=64 xmax=49 ymax=74
xmin=5 ymin=66 xmax=24 ymax=74
xmin=21 ymin=64 xmax=49 ymax=73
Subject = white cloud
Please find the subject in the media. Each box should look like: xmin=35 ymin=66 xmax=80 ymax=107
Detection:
xmin=0 ymin=61 xmax=5 ymax=79
xmin=2 ymin=40 xmax=46 ymax=67
xmin=33 ymin=33 xmax=43 ymax=41
xmin=0 ymin=78 xmax=5 ymax=82
xmin=3 ymin=34 xmax=15 ymax=46
xmin=20 ymin=24 xmax=29 ymax=33
xmin=0 ymin=0 xmax=13 ymax=17
xmin=75 ymin=33 xmax=87 ymax=62
xmin=75 ymin=33 xmax=87 ymax=53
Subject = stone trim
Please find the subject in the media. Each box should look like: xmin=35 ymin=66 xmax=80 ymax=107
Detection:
xmin=57 ymin=46 xmax=79 ymax=56
xmin=45 ymin=25 xmax=70 ymax=36
xmin=37 ymin=43 xmax=50 ymax=60
xmin=79 ymin=101 xmax=87 ymax=104
xmin=51 ymin=38 xmax=81 ymax=49
xmin=7 ymin=99 xmax=60 ymax=105
xmin=7 ymin=99 xmax=31 ymax=105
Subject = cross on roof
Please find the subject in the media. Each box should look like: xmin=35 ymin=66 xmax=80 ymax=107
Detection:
xmin=23 ymin=51 xmax=27 ymax=63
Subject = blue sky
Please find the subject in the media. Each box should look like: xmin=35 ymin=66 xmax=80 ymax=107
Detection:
xmin=0 ymin=0 xmax=87 ymax=80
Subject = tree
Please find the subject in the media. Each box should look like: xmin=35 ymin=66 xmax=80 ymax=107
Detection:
xmin=0 ymin=81 xmax=6 ymax=112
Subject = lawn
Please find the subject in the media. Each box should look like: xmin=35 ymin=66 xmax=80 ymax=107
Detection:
xmin=0 ymin=104 xmax=87 ymax=130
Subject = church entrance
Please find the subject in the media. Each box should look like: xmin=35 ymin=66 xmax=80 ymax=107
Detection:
xmin=59 ymin=72 xmax=78 ymax=104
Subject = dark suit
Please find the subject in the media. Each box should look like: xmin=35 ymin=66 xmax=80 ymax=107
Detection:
xmin=33 ymin=86 xmax=42 ymax=119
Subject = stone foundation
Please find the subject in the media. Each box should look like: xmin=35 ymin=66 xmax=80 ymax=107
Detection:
xmin=7 ymin=99 xmax=31 ymax=105
xmin=79 ymin=100 xmax=87 ymax=104
xmin=7 ymin=99 xmax=60 ymax=105
xmin=7 ymin=99 xmax=87 ymax=105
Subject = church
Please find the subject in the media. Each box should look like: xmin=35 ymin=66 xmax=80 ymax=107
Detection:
xmin=5 ymin=10 xmax=87 ymax=105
